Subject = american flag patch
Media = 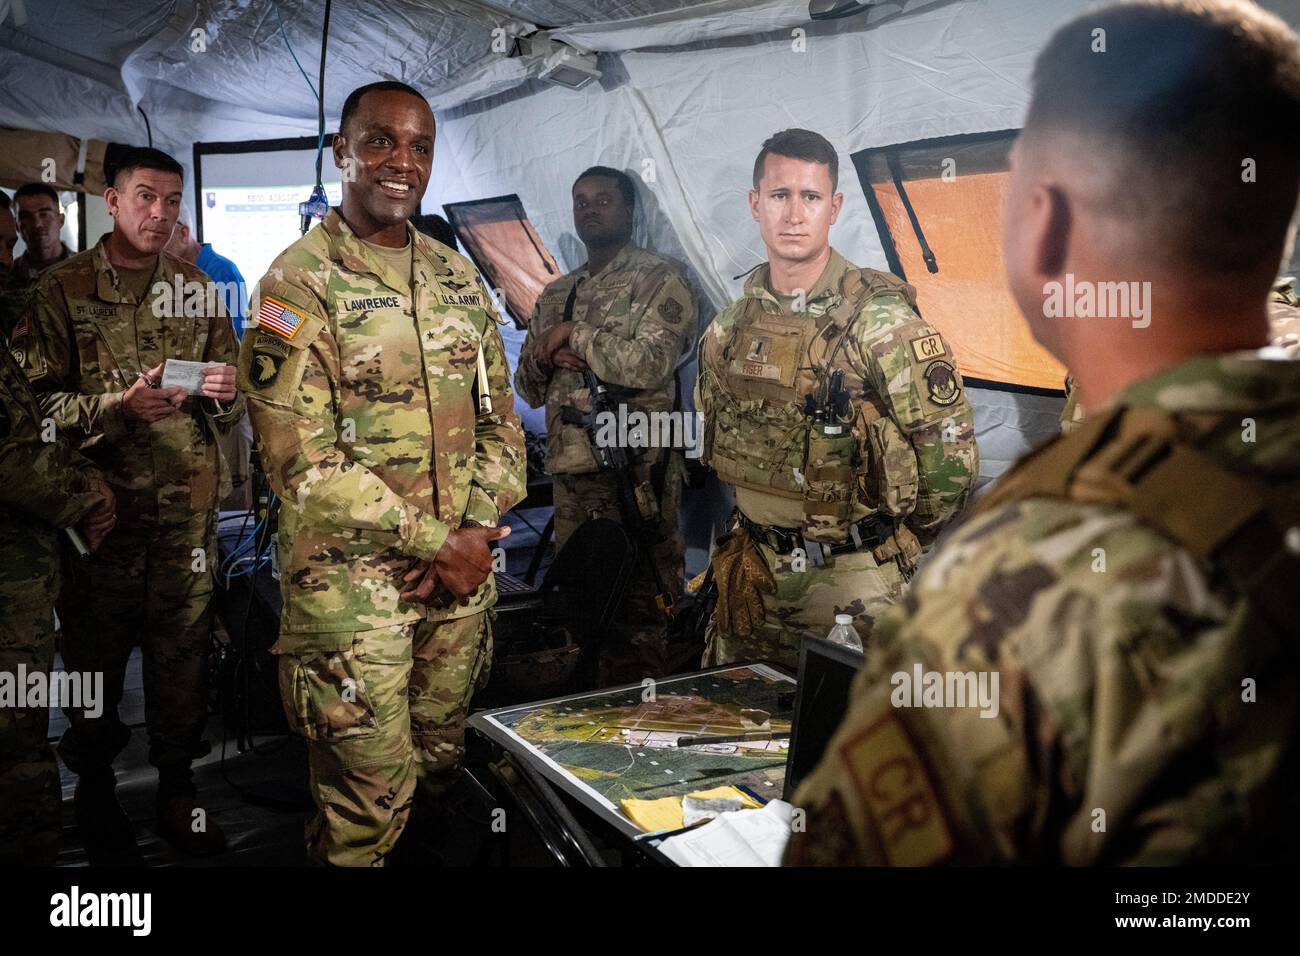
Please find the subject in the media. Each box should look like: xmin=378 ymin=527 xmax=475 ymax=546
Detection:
xmin=10 ymin=317 xmax=28 ymax=340
xmin=255 ymin=296 xmax=306 ymax=340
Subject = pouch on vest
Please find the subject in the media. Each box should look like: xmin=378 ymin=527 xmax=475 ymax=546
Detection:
xmin=860 ymin=410 xmax=919 ymax=518
xmin=802 ymin=419 xmax=857 ymax=544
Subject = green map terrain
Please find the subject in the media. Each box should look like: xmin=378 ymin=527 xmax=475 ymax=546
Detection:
xmin=489 ymin=666 xmax=795 ymax=813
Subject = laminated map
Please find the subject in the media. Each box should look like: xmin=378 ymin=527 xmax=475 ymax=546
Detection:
xmin=475 ymin=665 xmax=795 ymax=833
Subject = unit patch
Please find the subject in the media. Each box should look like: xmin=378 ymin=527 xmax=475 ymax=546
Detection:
xmin=924 ymin=360 xmax=961 ymax=406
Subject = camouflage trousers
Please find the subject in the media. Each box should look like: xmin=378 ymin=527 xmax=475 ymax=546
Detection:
xmin=58 ymin=512 xmax=216 ymax=777
xmin=703 ymin=527 xmax=908 ymax=672
xmin=277 ymin=612 xmax=492 ymax=867
xmin=552 ymin=453 xmax=684 ymax=685
xmin=0 ymin=601 xmax=61 ymax=865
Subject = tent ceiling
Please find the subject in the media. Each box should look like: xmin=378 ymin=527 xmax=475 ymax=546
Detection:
xmin=0 ymin=0 xmax=827 ymax=148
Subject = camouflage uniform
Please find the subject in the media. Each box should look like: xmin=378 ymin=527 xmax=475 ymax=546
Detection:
xmin=237 ymin=209 xmax=526 ymax=866
xmin=3 ymin=244 xmax=71 ymax=340
xmin=0 ymin=302 xmax=103 ymax=865
xmin=514 ymin=243 xmax=694 ymax=683
xmin=16 ymin=236 xmax=244 ymax=782
xmin=787 ymin=352 xmax=1300 ymax=865
xmin=1059 ymin=374 xmax=1086 ymax=434
xmin=696 ymin=250 xmax=977 ymax=670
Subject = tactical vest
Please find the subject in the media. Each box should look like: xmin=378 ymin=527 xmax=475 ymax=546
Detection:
xmin=706 ymin=267 xmax=921 ymax=539
xmin=974 ymin=404 xmax=1300 ymax=639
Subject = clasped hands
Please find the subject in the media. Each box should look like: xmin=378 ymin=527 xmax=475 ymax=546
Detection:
xmin=534 ymin=321 xmax=587 ymax=372
xmin=400 ymin=524 xmax=512 ymax=607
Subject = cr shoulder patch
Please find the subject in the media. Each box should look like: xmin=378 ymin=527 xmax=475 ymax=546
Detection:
xmin=910 ymin=332 xmax=946 ymax=362
xmin=658 ymin=297 xmax=684 ymax=325
xmin=248 ymin=332 xmax=292 ymax=390
xmin=256 ymin=295 xmax=307 ymax=340
xmin=924 ymin=359 xmax=961 ymax=406
xmin=841 ymin=714 xmax=954 ymax=866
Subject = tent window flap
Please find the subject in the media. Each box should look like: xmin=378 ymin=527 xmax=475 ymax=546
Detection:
xmin=852 ymin=131 xmax=1067 ymax=393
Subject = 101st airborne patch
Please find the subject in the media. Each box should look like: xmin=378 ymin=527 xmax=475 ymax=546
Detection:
xmin=249 ymin=332 xmax=292 ymax=390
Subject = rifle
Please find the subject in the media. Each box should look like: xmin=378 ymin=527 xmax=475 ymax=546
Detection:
xmin=560 ymin=368 xmax=676 ymax=616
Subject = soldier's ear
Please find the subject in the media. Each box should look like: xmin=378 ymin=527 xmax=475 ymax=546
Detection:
xmin=332 ymin=133 xmax=347 ymax=170
xmin=829 ymin=191 xmax=844 ymax=226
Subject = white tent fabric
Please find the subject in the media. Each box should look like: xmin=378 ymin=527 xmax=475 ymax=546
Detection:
xmin=3 ymin=0 xmax=1298 ymax=488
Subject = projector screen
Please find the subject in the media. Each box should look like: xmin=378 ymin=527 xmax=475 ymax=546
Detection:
xmin=194 ymin=137 xmax=343 ymax=291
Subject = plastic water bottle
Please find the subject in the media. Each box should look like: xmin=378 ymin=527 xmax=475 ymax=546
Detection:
xmin=827 ymin=614 xmax=863 ymax=652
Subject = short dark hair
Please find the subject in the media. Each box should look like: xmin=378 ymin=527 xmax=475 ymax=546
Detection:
xmin=753 ymin=129 xmax=839 ymax=191
xmin=574 ymin=166 xmax=637 ymax=211
xmin=108 ymin=147 xmax=183 ymax=190
xmin=13 ymin=182 xmax=61 ymax=208
xmin=340 ymin=81 xmax=430 ymax=135
xmin=1025 ymin=0 xmax=1300 ymax=274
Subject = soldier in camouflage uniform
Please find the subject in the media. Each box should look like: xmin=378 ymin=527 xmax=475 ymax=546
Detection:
xmin=3 ymin=184 xmax=73 ymax=340
xmin=696 ymin=129 xmax=977 ymax=671
xmin=515 ymin=166 xmax=694 ymax=683
xmin=237 ymin=82 xmax=526 ymax=866
xmin=788 ymin=0 xmax=1300 ymax=866
xmin=17 ymin=147 xmax=243 ymax=861
xmin=0 ymin=201 xmax=115 ymax=866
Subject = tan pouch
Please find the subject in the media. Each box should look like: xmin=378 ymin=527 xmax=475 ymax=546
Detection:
xmin=802 ymin=423 xmax=857 ymax=543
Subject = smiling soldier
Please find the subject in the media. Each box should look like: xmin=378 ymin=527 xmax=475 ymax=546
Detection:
xmin=237 ymin=81 xmax=526 ymax=866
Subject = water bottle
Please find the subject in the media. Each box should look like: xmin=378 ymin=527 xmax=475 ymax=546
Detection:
xmin=826 ymin=614 xmax=863 ymax=652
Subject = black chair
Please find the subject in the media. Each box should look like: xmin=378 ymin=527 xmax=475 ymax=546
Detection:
xmin=538 ymin=517 xmax=637 ymax=690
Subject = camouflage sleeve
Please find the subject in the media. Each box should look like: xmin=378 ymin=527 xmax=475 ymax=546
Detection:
xmin=693 ymin=313 xmax=730 ymax=467
xmin=201 ymin=288 xmax=246 ymax=429
xmin=569 ymin=269 xmax=694 ymax=389
xmin=852 ymin=297 xmax=977 ymax=542
xmin=237 ymin=279 xmax=453 ymax=562
xmin=20 ymin=280 xmax=130 ymax=445
xmin=464 ymin=278 xmax=528 ymax=526
xmin=512 ymin=299 xmax=552 ymax=410
xmin=787 ymin=496 xmax=1258 ymax=867
xmin=0 ymin=350 xmax=102 ymax=528
xmin=785 ymin=513 xmax=1036 ymax=867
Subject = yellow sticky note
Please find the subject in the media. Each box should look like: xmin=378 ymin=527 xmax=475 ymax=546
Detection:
xmin=619 ymin=786 xmax=763 ymax=832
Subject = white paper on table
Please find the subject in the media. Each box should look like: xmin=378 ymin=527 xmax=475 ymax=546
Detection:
xmin=658 ymin=799 xmax=794 ymax=867
xmin=161 ymin=359 xmax=220 ymax=395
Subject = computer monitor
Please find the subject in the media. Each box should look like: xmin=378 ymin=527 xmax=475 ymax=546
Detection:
xmin=783 ymin=635 xmax=863 ymax=801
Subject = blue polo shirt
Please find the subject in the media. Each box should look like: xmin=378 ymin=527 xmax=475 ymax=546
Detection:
xmin=197 ymin=244 xmax=250 ymax=339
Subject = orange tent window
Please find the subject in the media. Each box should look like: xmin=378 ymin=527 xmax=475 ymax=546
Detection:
xmin=855 ymin=136 xmax=1066 ymax=392
xmin=444 ymin=195 xmax=561 ymax=329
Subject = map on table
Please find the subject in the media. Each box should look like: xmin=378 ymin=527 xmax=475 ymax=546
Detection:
xmin=476 ymin=665 xmax=795 ymax=830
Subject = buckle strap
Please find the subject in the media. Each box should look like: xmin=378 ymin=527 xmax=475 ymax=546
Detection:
xmin=736 ymin=511 xmax=896 ymax=558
